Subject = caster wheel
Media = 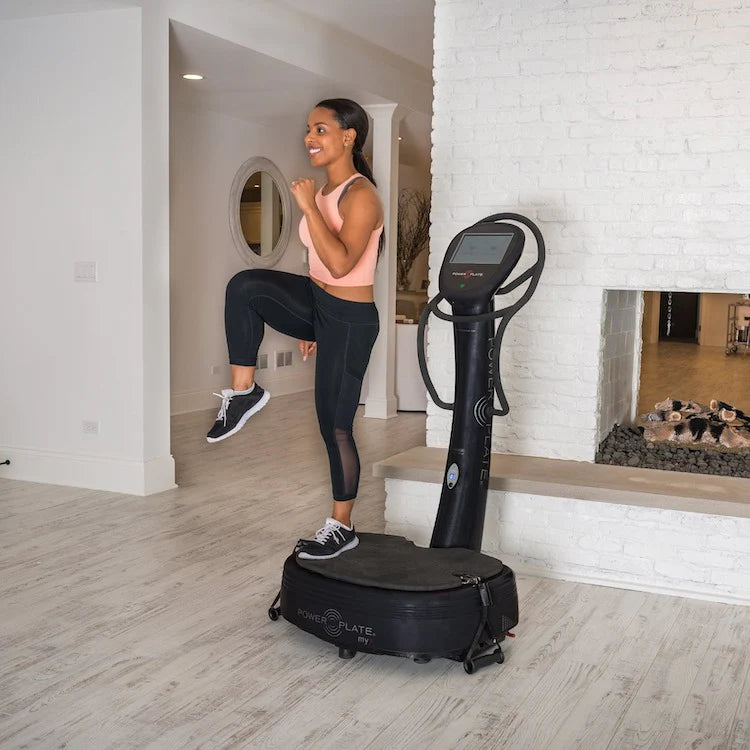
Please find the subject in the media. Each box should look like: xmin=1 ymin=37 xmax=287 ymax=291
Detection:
xmin=496 ymin=650 xmax=505 ymax=665
xmin=413 ymin=655 xmax=431 ymax=664
xmin=268 ymin=607 xmax=280 ymax=621
xmin=463 ymin=660 xmax=476 ymax=675
xmin=338 ymin=647 xmax=357 ymax=660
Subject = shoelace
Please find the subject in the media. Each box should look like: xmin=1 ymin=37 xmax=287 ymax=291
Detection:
xmin=212 ymin=391 xmax=232 ymax=425
xmin=313 ymin=518 xmax=345 ymax=546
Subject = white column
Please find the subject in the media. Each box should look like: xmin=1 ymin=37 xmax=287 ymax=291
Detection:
xmin=141 ymin=0 xmax=176 ymax=493
xmin=364 ymin=102 xmax=405 ymax=419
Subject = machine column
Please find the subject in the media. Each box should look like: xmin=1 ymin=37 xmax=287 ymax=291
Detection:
xmin=431 ymin=303 xmax=495 ymax=551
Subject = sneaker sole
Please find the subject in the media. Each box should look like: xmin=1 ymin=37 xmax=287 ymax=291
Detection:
xmin=206 ymin=389 xmax=271 ymax=443
xmin=296 ymin=536 xmax=359 ymax=560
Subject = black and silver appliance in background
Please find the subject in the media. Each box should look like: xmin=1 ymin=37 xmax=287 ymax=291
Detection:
xmin=269 ymin=213 xmax=545 ymax=673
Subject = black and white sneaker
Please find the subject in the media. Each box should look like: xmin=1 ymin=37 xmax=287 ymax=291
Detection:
xmin=296 ymin=518 xmax=359 ymax=560
xmin=206 ymin=386 xmax=270 ymax=443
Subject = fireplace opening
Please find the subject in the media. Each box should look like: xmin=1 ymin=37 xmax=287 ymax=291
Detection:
xmin=597 ymin=423 xmax=750 ymax=479
xmin=596 ymin=290 xmax=750 ymax=479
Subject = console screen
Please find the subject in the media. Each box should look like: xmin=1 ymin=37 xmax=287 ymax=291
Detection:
xmin=450 ymin=233 xmax=514 ymax=265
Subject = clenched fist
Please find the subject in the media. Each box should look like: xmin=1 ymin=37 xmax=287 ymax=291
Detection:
xmin=291 ymin=178 xmax=316 ymax=214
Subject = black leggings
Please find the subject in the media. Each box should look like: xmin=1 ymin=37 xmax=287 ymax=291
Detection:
xmin=225 ymin=269 xmax=379 ymax=501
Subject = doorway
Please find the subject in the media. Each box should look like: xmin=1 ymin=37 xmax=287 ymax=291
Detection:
xmin=659 ymin=291 xmax=699 ymax=343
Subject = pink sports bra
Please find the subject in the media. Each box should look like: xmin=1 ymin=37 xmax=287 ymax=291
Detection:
xmin=298 ymin=174 xmax=383 ymax=287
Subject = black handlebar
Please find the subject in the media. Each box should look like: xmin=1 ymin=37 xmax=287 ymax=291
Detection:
xmin=417 ymin=213 xmax=546 ymax=416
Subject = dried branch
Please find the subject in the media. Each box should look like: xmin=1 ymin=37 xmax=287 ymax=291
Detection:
xmin=396 ymin=188 xmax=431 ymax=290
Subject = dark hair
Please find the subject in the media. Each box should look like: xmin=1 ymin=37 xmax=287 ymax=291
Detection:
xmin=316 ymin=98 xmax=377 ymax=187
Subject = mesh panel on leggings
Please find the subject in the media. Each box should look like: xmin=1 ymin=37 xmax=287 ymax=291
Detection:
xmin=334 ymin=427 xmax=360 ymax=501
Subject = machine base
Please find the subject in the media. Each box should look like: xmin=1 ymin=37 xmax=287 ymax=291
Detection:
xmin=269 ymin=534 xmax=518 ymax=673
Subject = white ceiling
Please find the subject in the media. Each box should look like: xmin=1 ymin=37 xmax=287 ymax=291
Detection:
xmin=0 ymin=0 xmax=137 ymax=19
xmin=280 ymin=0 xmax=435 ymax=70
xmin=170 ymin=22 xmax=392 ymax=128
xmin=0 ymin=0 xmax=434 ymax=72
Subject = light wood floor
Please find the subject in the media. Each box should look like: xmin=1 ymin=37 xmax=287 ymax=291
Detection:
xmin=2 ymin=393 xmax=750 ymax=749
xmin=638 ymin=341 xmax=750 ymax=418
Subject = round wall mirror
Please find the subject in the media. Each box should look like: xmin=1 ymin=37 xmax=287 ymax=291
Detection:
xmin=229 ymin=157 xmax=292 ymax=268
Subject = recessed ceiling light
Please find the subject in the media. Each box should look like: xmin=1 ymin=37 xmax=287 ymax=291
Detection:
xmin=398 ymin=136 xmax=403 ymax=141
xmin=253 ymin=184 xmax=260 ymax=188
xmin=183 ymin=73 xmax=203 ymax=80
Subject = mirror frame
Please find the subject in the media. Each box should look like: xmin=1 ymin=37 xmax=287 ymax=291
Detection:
xmin=229 ymin=156 xmax=292 ymax=268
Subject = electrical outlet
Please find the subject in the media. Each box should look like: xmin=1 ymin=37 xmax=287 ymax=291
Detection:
xmin=258 ymin=353 xmax=268 ymax=370
xmin=284 ymin=351 xmax=293 ymax=366
xmin=82 ymin=420 xmax=100 ymax=435
xmin=74 ymin=261 xmax=98 ymax=282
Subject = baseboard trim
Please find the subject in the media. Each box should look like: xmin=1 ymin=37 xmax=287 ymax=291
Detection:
xmin=0 ymin=446 xmax=176 ymax=496
xmin=503 ymin=558 xmax=750 ymax=608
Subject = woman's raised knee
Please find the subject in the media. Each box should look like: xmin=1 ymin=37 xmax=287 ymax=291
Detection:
xmin=225 ymin=268 xmax=263 ymax=299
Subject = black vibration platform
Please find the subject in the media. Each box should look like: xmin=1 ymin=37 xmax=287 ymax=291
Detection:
xmin=270 ymin=534 xmax=518 ymax=673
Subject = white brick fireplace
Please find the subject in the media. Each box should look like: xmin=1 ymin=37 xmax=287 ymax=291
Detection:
xmin=383 ymin=0 xmax=750 ymax=603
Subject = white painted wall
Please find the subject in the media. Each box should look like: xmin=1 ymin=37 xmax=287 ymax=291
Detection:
xmin=170 ymin=106 xmax=317 ymax=414
xmin=0 ymin=7 xmax=174 ymax=495
xmin=429 ymin=0 xmax=750 ymax=463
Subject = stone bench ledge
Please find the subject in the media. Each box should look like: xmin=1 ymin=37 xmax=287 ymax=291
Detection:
xmin=374 ymin=446 xmax=750 ymax=520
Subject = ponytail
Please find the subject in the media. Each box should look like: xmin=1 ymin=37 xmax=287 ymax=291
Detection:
xmin=352 ymin=148 xmax=377 ymax=188
xmin=353 ymin=147 xmax=383 ymax=256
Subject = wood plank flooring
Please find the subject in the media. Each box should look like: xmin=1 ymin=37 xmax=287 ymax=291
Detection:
xmin=638 ymin=341 xmax=750 ymax=418
xmin=2 ymin=393 xmax=750 ymax=749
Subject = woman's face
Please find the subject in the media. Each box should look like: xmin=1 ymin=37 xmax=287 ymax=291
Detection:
xmin=305 ymin=107 xmax=352 ymax=167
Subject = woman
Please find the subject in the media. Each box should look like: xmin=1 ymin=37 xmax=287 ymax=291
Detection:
xmin=206 ymin=98 xmax=384 ymax=561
